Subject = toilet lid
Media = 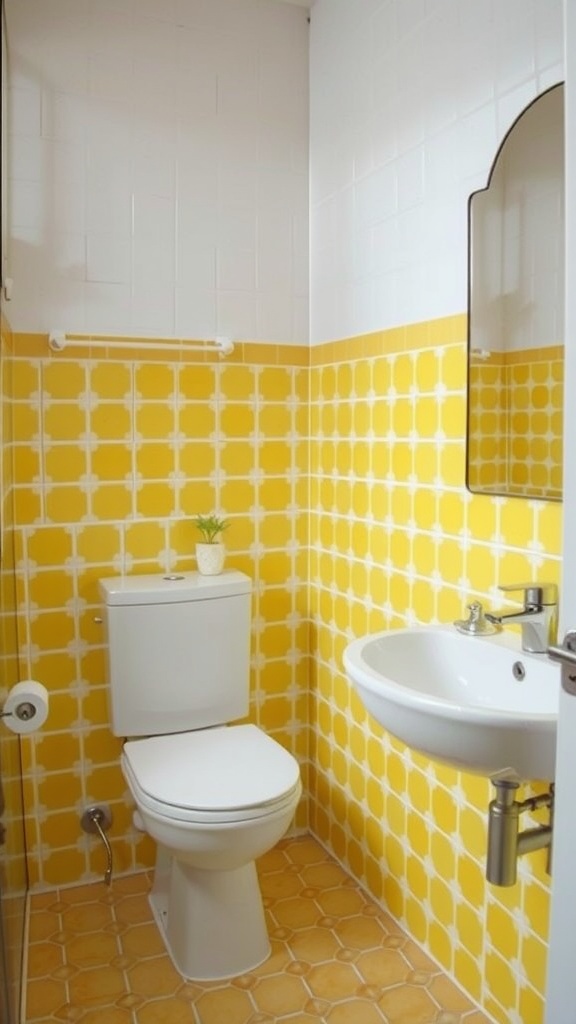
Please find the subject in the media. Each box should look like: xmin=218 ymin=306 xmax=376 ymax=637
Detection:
xmin=122 ymin=724 xmax=300 ymax=818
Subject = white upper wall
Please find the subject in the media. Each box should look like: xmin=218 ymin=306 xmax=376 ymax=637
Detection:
xmin=309 ymin=0 xmax=564 ymax=344
xmin=5 ymin=0 xmax=309 ymax=344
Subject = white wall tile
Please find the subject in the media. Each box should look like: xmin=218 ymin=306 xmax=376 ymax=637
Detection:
xmin=50 ymin=178 xmax=85 ymax=234
xmin=133 ymin=235 xmax=175 ymax=288
xmin=216 ymin=248 xmax=256 ymax=292
xmin=10 ymin=180 xmax=43 ymax=229
xmin=133 ymin=129 xmax=176 ymax=199
xmin=84 ymin=282 xmax=131 ymax=334
xmin=217 ymin=289 xmax=257 ymax=339
xmin=88 ymin=53 xmax=133 ymax=104
xmin=5 ymin=0 xmax=309 ymax=344
xmin=87 ymin=234 xmax=130 ymax=285
xmin=9 ymin=87 xmax=42 ymax=138
xmin=85 ymin=178 xmax=133 ymax=237
xmin=176 ymin=243 xmax=216 ymax=291
xmin=175 ymin=285 xmax=217 ymax=339
xmin=131 ymin=281 xmax=175 ymax=335
xmin=310 ymin=0 xmax=563 ymax=343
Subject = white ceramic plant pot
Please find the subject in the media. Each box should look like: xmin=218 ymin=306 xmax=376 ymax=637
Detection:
xmin=195 ymin=542 xmax=225 ymax=576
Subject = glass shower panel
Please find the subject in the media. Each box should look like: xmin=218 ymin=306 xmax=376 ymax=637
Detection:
xmin=0 ymin=321 xmax=28 ymax=1019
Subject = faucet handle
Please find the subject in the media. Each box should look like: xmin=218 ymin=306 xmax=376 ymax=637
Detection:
xmin=498 ymin=582 xmax=558 ymax=605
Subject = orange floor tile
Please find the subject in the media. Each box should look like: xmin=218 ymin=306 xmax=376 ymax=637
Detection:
xmin=25 ymin=835 xmax=491 ymax=1024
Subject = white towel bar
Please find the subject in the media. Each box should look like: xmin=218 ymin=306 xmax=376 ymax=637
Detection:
xmin=48 ymin=331 xmax=234 ymax=356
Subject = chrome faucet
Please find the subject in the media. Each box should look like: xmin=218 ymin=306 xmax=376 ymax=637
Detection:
xmin=485 ymin=583 xmax=558 ymax=654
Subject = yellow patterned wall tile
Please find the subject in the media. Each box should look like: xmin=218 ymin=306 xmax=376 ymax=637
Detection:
xmin=33 ymin=733 xmax=81 ymax=773
xmin=134 ymin=477 xmax=175 ymax=512
xmin=77 ymin=608 xmax=105 ymax=646
xmin=27 ymin=570 xmax=75 ymax=609
xmin=28 ymin=610 xmax=75 ymax=650
xmin=41 ymin=810 xmax=85 ymax=848
xmin=80 ymin=684 xmax=108 ymax=723
xmin=28 ymin=651 xmax=77 ymax=689
xmin=43 ymin=404 xmax=85 ymax=441
xmin=135 ymin=363 xmax=174 ymax=398
xmin=485 ymin=948 xmax=518 ymax=1016
xmin=466 ymin=495 xmax=497 ymax=542
xmin=44 ymin=446 xmax=88 ymax=484
xmin=135 ymin=402 xmax=174 ymax=440
xmin=42 ymin=362 xmax=86 ymax=399
xmin=436 ymin=539 xmax=464 ymax=585
xmin=13 ymin=404 xmax=41 ymax=441
xmin=453 ymin=948 xmax=482 ymax=1003
xmin=178 ymin=441 xmax=216 ymax=478
xmin=220 ymin=404 xmax=255 ymax=438
xmin=37 ymin=770 xmax=83 ymax=812
xmin=90 ymin=361 xmax=131 ymax=398
xmin=7 ymin=318 xmax=559 ymax=1019
xmin=41 ymin=849 xmax=87 ymax=889
xmin=465 ymin=546 xmax=498 ymax=592
xmin=486 ymin=900 xmax=520 ymax=961
xmin=523 ymin=881 xmax=552 ymax=942
xmin=85 ymin=764 xmax=127 ymax=802
xmin=428 ymin=921 xmax=452 ymax=971
xmin=178 ymin=364 xmax=217 ymax=399
xmin=133 ymin=443 xmax=173 ymax=479
xmin=517 ymin=988 xmax=544 ymax=1024
xmin=218 ymin=441 xmax=257 ymax=476
xmin=391 ymin=397 xmax=412 ymax=437
xmin=13 ymin=446 xmax=40 ymax=485
xmin=91 ymin=484 xmax=133 ymax=520
xmin=259 ymin=478 xmax=292 ymax=513
xmin=76 ymin=524 xmax=122 ymax=564
xmin=45 ymin=487 xmax=88 ymax=523
xmin=179 ymin=403 xmax=216 ymax=437
xmin=220 ymin=365 xmax=256 ymax=399
xmin=497 ymin=550 xmax=536 ymax=585
xmin=438 ymin=442 xmax=465 ymax=488
xmin=75 ymin=565 xmax=114 ymax=606
xmin=11 ymin=359 xmax=40 ymax=399
xmin=90 ymin=404 xmax=131 ymax=441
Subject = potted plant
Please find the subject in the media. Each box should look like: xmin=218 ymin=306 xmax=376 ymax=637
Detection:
xmin=194 ymin=513 xmax=229 ymax=576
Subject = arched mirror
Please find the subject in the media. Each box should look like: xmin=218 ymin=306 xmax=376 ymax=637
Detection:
xmin=466 ymin=83 xmax=564 ymax=501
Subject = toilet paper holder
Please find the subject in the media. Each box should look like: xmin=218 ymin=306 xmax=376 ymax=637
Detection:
xmin=1 ymin=681 xmax=49 ymax=734
xmin=0 ymin=701 xmax=37 ymax=722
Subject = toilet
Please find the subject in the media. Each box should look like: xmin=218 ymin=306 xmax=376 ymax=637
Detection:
xmin=99 ymin=570 xmax=302 ymax=981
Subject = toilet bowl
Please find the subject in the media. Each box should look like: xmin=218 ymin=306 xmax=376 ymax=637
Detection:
xmin=99 ymin=570 xmax=302 ymax=981
xmin=122 ymin=723 xmax=302 ymax=979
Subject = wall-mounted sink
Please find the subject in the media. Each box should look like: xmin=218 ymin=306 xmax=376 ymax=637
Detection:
xmin=343 ymin=626 xmax=559 ymax=780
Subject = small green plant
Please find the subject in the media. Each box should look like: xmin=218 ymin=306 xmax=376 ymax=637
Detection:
xmin=194 ymin=513 xmax=230 ymax=544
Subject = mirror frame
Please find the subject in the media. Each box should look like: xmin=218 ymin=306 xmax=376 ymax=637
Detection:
xmin=466 ymin=82 xmax=565 ymax=502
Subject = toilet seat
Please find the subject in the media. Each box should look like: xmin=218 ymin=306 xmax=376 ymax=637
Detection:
xmin=122 ymin=724 xmax=301 ymax=825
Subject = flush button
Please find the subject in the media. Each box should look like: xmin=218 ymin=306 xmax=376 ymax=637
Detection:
xmin=163 ymin=574 xmax=185 ymax=581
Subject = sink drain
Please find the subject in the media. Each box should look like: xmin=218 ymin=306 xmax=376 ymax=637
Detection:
xmin=512 ymin=661 xmax=526 ymax=681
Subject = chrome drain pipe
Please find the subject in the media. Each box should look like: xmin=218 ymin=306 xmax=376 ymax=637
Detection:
xmin=487 ymin=781 xmax=554 ymax=886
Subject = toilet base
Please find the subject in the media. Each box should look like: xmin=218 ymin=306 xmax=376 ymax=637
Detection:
xmin=150 ymin=848 xmax=271 ymax=980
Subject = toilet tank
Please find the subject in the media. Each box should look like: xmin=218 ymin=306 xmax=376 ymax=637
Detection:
xmin=99 ymin=571 xmax=252 ymax=737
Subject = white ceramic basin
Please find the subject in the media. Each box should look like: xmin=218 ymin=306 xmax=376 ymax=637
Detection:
xmin=343 ymin=626 xmax=560 ymax=780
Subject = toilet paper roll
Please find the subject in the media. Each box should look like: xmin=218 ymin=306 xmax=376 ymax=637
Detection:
xmin=2 ymin=681 xmax=49 ymax=734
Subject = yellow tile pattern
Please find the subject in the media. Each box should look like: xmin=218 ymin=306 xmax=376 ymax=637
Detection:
xmin=468 ymin=345 xmax=563 ymax=499
xmin=9 ymin=336 xmax=309 ymax=889
xmin=7 ymin=318 xmax=563 ymax=1024
xmin=308 ymin=315 xmax=561 ymax=1024
xmin=25 ymin=835 xmax=490 ymax=1024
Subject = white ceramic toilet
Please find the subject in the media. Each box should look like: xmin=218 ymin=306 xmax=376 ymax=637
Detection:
xmin=99 ymin=570 xmax=302 ymax=981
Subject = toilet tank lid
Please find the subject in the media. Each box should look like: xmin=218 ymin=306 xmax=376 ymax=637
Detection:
xmin=99 ymin=570 xmax=252 ymax=606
